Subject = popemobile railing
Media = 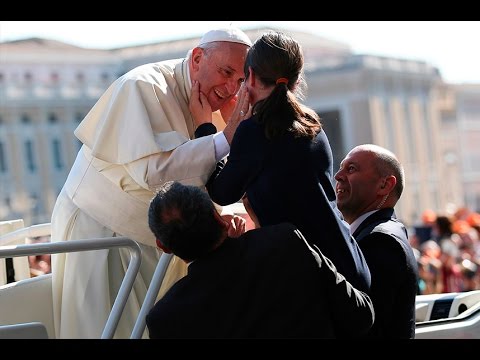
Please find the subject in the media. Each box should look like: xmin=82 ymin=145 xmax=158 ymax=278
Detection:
xmin=0 ymin=222 xmax=52 ymax=246
xmin=0 ymin=220 xmax=175 ymax=339
xmin=0 ymin=234 xmax=142 ymax=339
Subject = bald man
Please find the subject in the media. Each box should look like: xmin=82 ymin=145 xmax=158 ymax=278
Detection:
xmin=335 ymin=144 xmax=419 ymax=338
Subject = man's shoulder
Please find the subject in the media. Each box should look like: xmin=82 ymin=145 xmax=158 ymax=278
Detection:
xmin=358 ymin=209 xmax=404 ymax=235
xmin=125 ymin=57 xmax=184 ymax=79
xmin=243 ymin=222 xmax=308 ymax=252
xmin=371 ymin=218 xmax=405 ymax=234
xmin=359 ymin=217 xmax=405 ymax=241
xmin=249 ymin=222 xmax=299 ymax=236
xmin=373 ymin=216 xmax=409 ymax=241
xmin=359 ymin=217 xmax=414 ymax=259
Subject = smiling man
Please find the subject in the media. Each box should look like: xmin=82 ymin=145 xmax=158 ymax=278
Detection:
xmin=334 ymin=144 xmax=419 ymax=338
xmin=49 ymin=27 xmax=252 ymax=339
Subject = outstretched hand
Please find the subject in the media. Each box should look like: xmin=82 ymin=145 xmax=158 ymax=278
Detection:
xmin=189 ymin=80 xmax=213 ymax=129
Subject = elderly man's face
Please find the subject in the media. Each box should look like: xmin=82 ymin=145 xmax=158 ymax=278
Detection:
xmin=191 ymin=42 xmax=248 ymax=112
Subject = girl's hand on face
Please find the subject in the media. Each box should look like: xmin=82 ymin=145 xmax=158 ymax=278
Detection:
xmin=222 ymin=83 xmax=251 ymax=144
xmin=220 ymin=82 xmax=251 ymax=124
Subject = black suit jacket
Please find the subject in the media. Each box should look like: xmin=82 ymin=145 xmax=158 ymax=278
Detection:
xmin=206 ymin=117 xmax=370 ymax=292
xmin=353 ymin=208 xmax=419 ymax=338
xmin=146 ymin=223 xmax=374 ymax=339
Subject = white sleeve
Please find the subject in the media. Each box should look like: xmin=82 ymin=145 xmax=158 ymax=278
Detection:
xmin=213 ymin=132 xmax=230 ymax=161
xmin=145 ymin=135 xmax=218 ymax=190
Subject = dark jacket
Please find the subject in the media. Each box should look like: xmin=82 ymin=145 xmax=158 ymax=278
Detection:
xmin=146 ymin=222 xmax=374 ymax=339
xmin=206 ymin=117 xmax=370 ymax=292
xmin=353 ymin=208 xmax=419 ymax=338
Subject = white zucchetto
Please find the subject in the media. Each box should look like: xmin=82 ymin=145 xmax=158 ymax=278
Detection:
xmin=198 ymin=27 xmax=252 ymax=47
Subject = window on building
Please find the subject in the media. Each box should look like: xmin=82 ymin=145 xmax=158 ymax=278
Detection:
xmin=464 ymin=109 xmax=480 ymax=127
xmin=24 ymin=72 xmax=33 ymax=83
xmin=465 ymin=132 xmax=480 ymax=172
xmin=75 ymin=112 xmax=84 ymax=123
xmin=25 ymin=140 xmax=36 ymax=172
xmin=76 ymin=72 xmax=85 ymax=82
xmin=403 ymin=101 xmax=416 ymax=164
xmin=475 ymin=194 xmax=480 ymax=214
xmin=0 ymin=142 xmax=6 ymax=172
xmin=317 ymin=109 xmax=343 ymax=173
xmin=21 ymin=114 xmax=31 ymax=124
xmin=384 ymin=99 xmax=394 ymax=149
xmin=52 ymin=139 xmax=63 ymax=170
xmin=30 ymin=193 xmax=39 ymax=219
xmin=4 ymin=196 xmax=11 ymax=211
xmin=51 ymin=72 xmax=59 ymax=84
xmin=48 ymin=113 xmax=58 ymax=124
xmin=442 ymin=111 xmax=456 ymax=124
xmin=422 ymin=101 xmax=435 ymax=162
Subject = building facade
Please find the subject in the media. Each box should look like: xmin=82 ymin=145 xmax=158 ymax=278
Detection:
xmin=0 ymin=27 xmax=478 ymax=227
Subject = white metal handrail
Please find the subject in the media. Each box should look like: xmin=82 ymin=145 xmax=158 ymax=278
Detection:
xmin=0 ymin=223 xmax=51 ymax=246
xmin=0 ymin=237 xmax=142 ymax=339
xmin=130 ymin=252 xmax=173 ymax=339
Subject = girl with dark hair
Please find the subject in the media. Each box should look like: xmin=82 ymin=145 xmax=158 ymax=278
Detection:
xmin=196 ymin=30 xmax=370 ymax=291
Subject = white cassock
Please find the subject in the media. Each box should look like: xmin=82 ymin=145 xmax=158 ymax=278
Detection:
xmin=50 ymin=53 xmax=228 ymax=339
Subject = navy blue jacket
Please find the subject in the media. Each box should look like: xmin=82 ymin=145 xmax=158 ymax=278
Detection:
xmin=206 ymin=117 xmax=370 ymax=292
xmin=146 ymin=223 xmax=374 ymax=339
xmin=353 ymin=208 xmax=419 ymax=338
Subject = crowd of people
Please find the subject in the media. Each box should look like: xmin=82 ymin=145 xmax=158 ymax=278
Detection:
xmin=29 ymin=25 xmax=476 ymax=339
xmin=411 ymin=208 xmax=480 ymax=295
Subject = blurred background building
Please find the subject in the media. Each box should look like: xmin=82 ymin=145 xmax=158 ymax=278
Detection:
xmin=1 ymin=26 xmax=479 ymax=227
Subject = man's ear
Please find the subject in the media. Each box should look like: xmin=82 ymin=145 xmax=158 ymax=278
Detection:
xmin=191 ymin=47 xmax=204 ymax=73
xmin=156 ymin=238 xmax=171 ymax=254
xmin=380 ymin=175 xmax=397 ymax=195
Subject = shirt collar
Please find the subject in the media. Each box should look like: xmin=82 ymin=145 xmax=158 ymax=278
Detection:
xmin=349 ymin=209 xmax=379 ymax=236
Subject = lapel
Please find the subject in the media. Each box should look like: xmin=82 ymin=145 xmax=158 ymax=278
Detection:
xmin=353 ymin=208 xmax=396 ymax=242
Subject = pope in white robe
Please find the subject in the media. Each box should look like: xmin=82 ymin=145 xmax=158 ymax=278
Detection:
xmin=50 ymin=27 xmax=251 ymax=339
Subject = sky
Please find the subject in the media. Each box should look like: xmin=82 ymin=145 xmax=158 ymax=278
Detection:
xmin=1 ymin=21 xmax=479 ymax=84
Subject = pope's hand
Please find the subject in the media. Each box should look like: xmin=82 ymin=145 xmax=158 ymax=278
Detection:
xmin=189 ymin=80 xmax=213 ymax=128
